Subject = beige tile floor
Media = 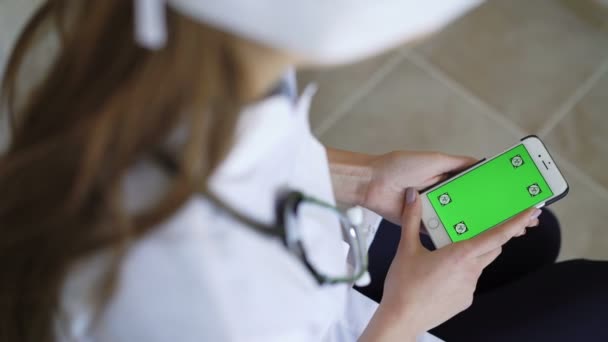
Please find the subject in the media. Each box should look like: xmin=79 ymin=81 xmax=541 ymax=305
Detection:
xmin=0 ymin=0 xmax=43 ymax=80
xmin=299 ymin=0 xmax=608 ymax=260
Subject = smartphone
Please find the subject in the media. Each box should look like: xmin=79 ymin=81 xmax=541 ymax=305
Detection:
xmin=422 ymin=136 xmax=569 ymax=248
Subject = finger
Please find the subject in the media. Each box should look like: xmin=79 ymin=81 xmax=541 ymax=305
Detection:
xmin=527 ymin=219 xmax=539 ymax=228
xmin=432 ymin=153 xmax=478 ymax=175
xmin=515 ymin=228 xmax=526 ymax=237
xmin=399 ymin=187 xmax=423 ymax=251
xmin=461 ymin=208 xmax=542 ymax=258
xmin=417 ymin=155 xmax=479 ymax=190
xmin=477 ymin=247 xmax=502 ymax=268
xmin=417 ymin=174 xmax=448 ymax=189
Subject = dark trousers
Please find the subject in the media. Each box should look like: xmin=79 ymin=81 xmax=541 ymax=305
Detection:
xmin=355 ymin=210 xmax=608 ymax=341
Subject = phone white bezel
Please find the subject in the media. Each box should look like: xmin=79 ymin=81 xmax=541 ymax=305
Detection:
xmin=421 ymin=136 xmax=569 ymax=249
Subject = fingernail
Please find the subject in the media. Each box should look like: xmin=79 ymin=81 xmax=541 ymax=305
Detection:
xmin=405 ymin=187 xmax=417 ymax=204
xmin=530 ymin=209 xmax=542 ymax=220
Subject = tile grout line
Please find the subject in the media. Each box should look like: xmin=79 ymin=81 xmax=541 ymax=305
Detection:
xmin=405 ymin=49 xmax=608 ymax=199
xmin=538 ymin=58 xmax=608 ymax=138
xmin=403 ymin=49 xmax=527 ymax=138
xmin=314 ymin=51 xmax=407 ymax=137
xmin=551 ymin=151 xmax=608 ymax=200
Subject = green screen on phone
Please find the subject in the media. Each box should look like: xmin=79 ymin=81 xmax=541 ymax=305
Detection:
xmin=427 ymin=144 xmax=553 ymax=242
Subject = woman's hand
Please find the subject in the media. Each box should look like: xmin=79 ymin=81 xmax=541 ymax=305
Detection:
xmin=327 ymin=148 xmax=476 ymax=224
xmin=364 ymin=151 xmax=477 ymax=224
xmin=359 ymin=188 xmax=542 ymax=341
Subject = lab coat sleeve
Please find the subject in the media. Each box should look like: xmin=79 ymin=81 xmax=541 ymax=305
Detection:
xmin=360 ymin=207 xmax=384 ymax=251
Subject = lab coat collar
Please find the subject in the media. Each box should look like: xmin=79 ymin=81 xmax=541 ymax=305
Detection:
xmin=207 ymin=80 xmax=318 ymax=226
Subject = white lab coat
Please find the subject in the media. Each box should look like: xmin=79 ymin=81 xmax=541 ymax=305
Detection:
xmin=56 ymin=78 xmax=443 ymax=342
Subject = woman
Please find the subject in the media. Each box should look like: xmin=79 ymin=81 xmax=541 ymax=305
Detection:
xmin=0 ymin=1 xmax=606 ymax=342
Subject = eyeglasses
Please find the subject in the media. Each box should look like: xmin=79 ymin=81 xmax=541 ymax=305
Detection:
xmin=207 ymin=191 xmax=370 ymax=286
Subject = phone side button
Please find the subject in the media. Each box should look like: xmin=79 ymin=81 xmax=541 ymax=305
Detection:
xmin=428 ymin=218 xmax=440 ymax=229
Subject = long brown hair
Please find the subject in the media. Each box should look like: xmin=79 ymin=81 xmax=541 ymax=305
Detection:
xmin=0 ymin=1 xmax=257 ymax=341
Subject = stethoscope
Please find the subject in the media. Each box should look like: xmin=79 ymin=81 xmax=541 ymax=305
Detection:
xmin=153 ymin=151 xmax=370 ymax=287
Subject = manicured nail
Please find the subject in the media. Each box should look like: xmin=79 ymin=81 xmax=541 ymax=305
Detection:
xmin=530 ymin=209 xmax=542 ymax=220
xmin=405 ymin=187 xmax=417 ymax=205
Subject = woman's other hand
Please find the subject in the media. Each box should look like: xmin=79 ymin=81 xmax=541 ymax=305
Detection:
xmin=359 ymin=188 xmax=541 ymax=341
xmin=364 ymin=151 xmax=476 ymax=224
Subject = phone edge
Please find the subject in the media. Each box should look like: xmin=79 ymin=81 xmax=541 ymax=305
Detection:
xmin=520 ymin=135 xmax=570 ymax=205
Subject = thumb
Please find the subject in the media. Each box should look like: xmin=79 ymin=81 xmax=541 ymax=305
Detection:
xmin=400 ymin=187 xmax=423 ymax=251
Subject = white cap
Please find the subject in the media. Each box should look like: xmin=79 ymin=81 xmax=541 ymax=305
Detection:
xmin=134 ymin=0 xmax=482 ymax=65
